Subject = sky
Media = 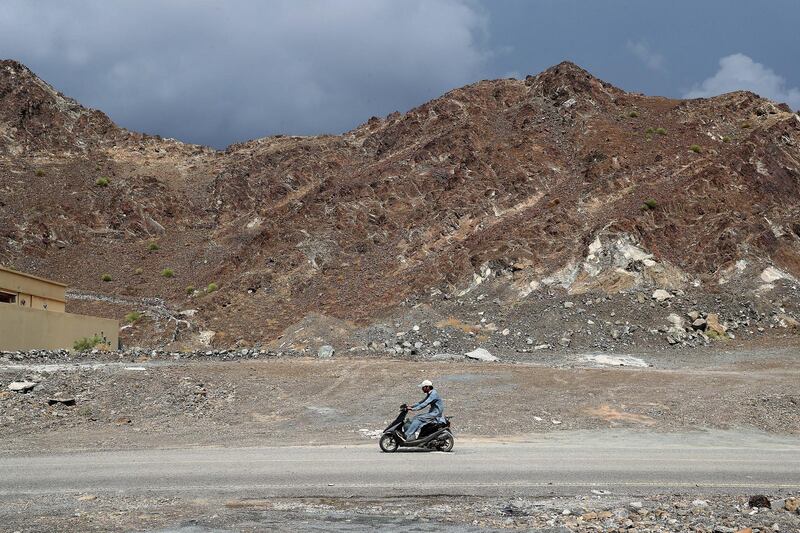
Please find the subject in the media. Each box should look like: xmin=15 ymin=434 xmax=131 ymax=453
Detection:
xmin=1 ymin=0 xmax=798 ymax=148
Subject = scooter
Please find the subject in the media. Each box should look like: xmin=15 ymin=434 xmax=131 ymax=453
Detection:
xmin=379 ymin=404 xmax=454 ymax=452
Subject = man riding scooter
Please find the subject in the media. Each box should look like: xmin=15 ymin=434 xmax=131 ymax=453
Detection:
xmin=400 ymin=379 xmax=445 ymax=441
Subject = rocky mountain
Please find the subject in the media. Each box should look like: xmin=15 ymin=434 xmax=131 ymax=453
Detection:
xmin=1 ymin=59 xmax=799 ymax=352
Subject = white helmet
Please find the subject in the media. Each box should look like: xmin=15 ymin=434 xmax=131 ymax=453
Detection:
xmin=418 ymin=379 xmax=433 ymax=388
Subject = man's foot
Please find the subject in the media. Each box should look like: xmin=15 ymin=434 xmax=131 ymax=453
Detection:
xmin=395 ymin=430 xmax=407 ymax=442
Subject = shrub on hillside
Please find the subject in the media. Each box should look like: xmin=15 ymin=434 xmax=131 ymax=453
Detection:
xmin=73 ymin=335 xmax=103 ymax=351
xmin=161 ymin=268 xmax=174 ymax=278
xmin=642 ymin=199 xmax=658 ymax=211
xmin=124 ymin=311 xmax=142 ymax=324
xmin=95 ymin=177 xmax=110 ymax=187
xmin=101 ymin=273 xmax=112 ymax=282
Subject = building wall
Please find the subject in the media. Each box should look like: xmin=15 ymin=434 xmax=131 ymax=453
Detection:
xmin=0 ymin=267 xmax=66 ymax=312
xmin=0 ymin=305 xmax=118 ymax=351
xmin=30 ymin=294 xmax=66 ymax=312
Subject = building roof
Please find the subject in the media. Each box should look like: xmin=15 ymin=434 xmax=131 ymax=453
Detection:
xmin=0 ymin=265 xmax=68 ymax=287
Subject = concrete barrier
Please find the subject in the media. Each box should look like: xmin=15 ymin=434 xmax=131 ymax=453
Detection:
xmin=0 ymin=305 xmax=118 ymax=350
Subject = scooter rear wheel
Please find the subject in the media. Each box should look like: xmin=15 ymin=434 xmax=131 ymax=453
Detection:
xmin=379 ymin=434 xmax=399 ymax=452
xmin=436 ymin=433 xmax=454 ymax=452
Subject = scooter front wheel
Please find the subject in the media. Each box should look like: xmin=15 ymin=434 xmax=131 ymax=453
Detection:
xmin=379 ymin=433 xmax=399 ymax=452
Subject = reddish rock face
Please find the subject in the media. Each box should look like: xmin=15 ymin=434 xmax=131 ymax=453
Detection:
xmin=1 ymin=59 xmax=799 ymax=347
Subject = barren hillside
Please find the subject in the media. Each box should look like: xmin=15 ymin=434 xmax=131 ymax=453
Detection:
xmin=1 ymin=59 xmax=799 ymax=351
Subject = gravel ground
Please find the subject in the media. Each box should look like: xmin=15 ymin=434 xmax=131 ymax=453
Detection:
xmin=2 ymin=492 xmax=798 ymax=532
xmin=2 ymin=347 xmax=799 ymax=532
xmin=2 ymin=347 xmax=799 ymax=453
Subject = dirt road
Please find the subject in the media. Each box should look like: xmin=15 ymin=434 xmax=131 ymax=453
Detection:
xmin=2 ymin=431 xmax=799 ymax=532
xmin=3 ymin=431 xmax=799 ymax=498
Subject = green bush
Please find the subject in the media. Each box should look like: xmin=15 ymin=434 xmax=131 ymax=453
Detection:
xmin=147 ymin=242 xmax=159 ymax=252
xmin=645 ymin=127 xmax=655 ymax=135
xmin=206 ymin=282 xmax=218 ymax=293
xmin=101 ymin=273 xmax=112 ymax=282
xmin=35 ymin=169 xmax=45 ymax=177
xmin=740 ymin=122 xmax=751 ymax=129
xmin=73 ymin=335 xmax=103 ymax=351
xmin=690 ymin=144 xmax=702 ymax=153
xmin=161 ymin=268 xmax=174 ymax=278
xmin=186 ymin=285 xmax=196 ymax=295
xmin=124 ymin=311 xmax=142 ymax=324
xmin=628 ymin=111 xmax=639 ymax=118
xmin=642 ymin=199 xmax=658 ymax=211
xmin=655 ymin=127 xmax=667 ymax=135
xmin=95 ymin=177 xmax=110 ymax=187
xmin=135 ymin=267 xmax=143 ymax=275
xmin=722 ymin=136 xmax=731 ymax=143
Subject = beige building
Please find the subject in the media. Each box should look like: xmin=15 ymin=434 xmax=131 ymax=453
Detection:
xmin=0 ymin=266 xmax=118 ymax=350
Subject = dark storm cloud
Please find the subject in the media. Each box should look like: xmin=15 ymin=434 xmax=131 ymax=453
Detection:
xmin=0 ymin=0 xmax=489 ymax=147
xmin=1 ymin=1 xmax=798 ymax=148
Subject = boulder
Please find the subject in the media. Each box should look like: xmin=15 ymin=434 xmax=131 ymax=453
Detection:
xmin=777 ymin=313 xmax=800 ymax=329
xmin=430 ymin=353 xmax=465 ymax=361
xmin=317 ymin=345 xmax=335 ymax=358
xmin=748 ymin=494 xmax=771 ymax=508
xmin=785 ymin=497 xmax=799 ymax=513
xmin=47 ymin=397 xmax=76 ymax=406
xmin=652 ymin=289 xmax=673 ymax=302
xmin=705 ymin=313 xmax=726 ymax=336
xmin=464 ymin=348 xmax=498 ymax=362
xmin=667 ymin=313 xmax=685 ymax=329
xmin=8 ymin=380 xmax=37 ymax=393
xmin=692 ymin=318 xmax=707 ymax=330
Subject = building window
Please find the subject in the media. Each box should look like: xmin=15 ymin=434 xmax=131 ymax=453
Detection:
xmin=0 ymin=292 xmax=16 ymax=304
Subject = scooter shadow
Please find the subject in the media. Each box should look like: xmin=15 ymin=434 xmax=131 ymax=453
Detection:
xmin=385 ymin=448 xmax=450 ymax=453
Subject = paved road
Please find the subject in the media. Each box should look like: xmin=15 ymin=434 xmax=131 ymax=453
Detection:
xmin=2 ymin=431 xmax=799 ymax=499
